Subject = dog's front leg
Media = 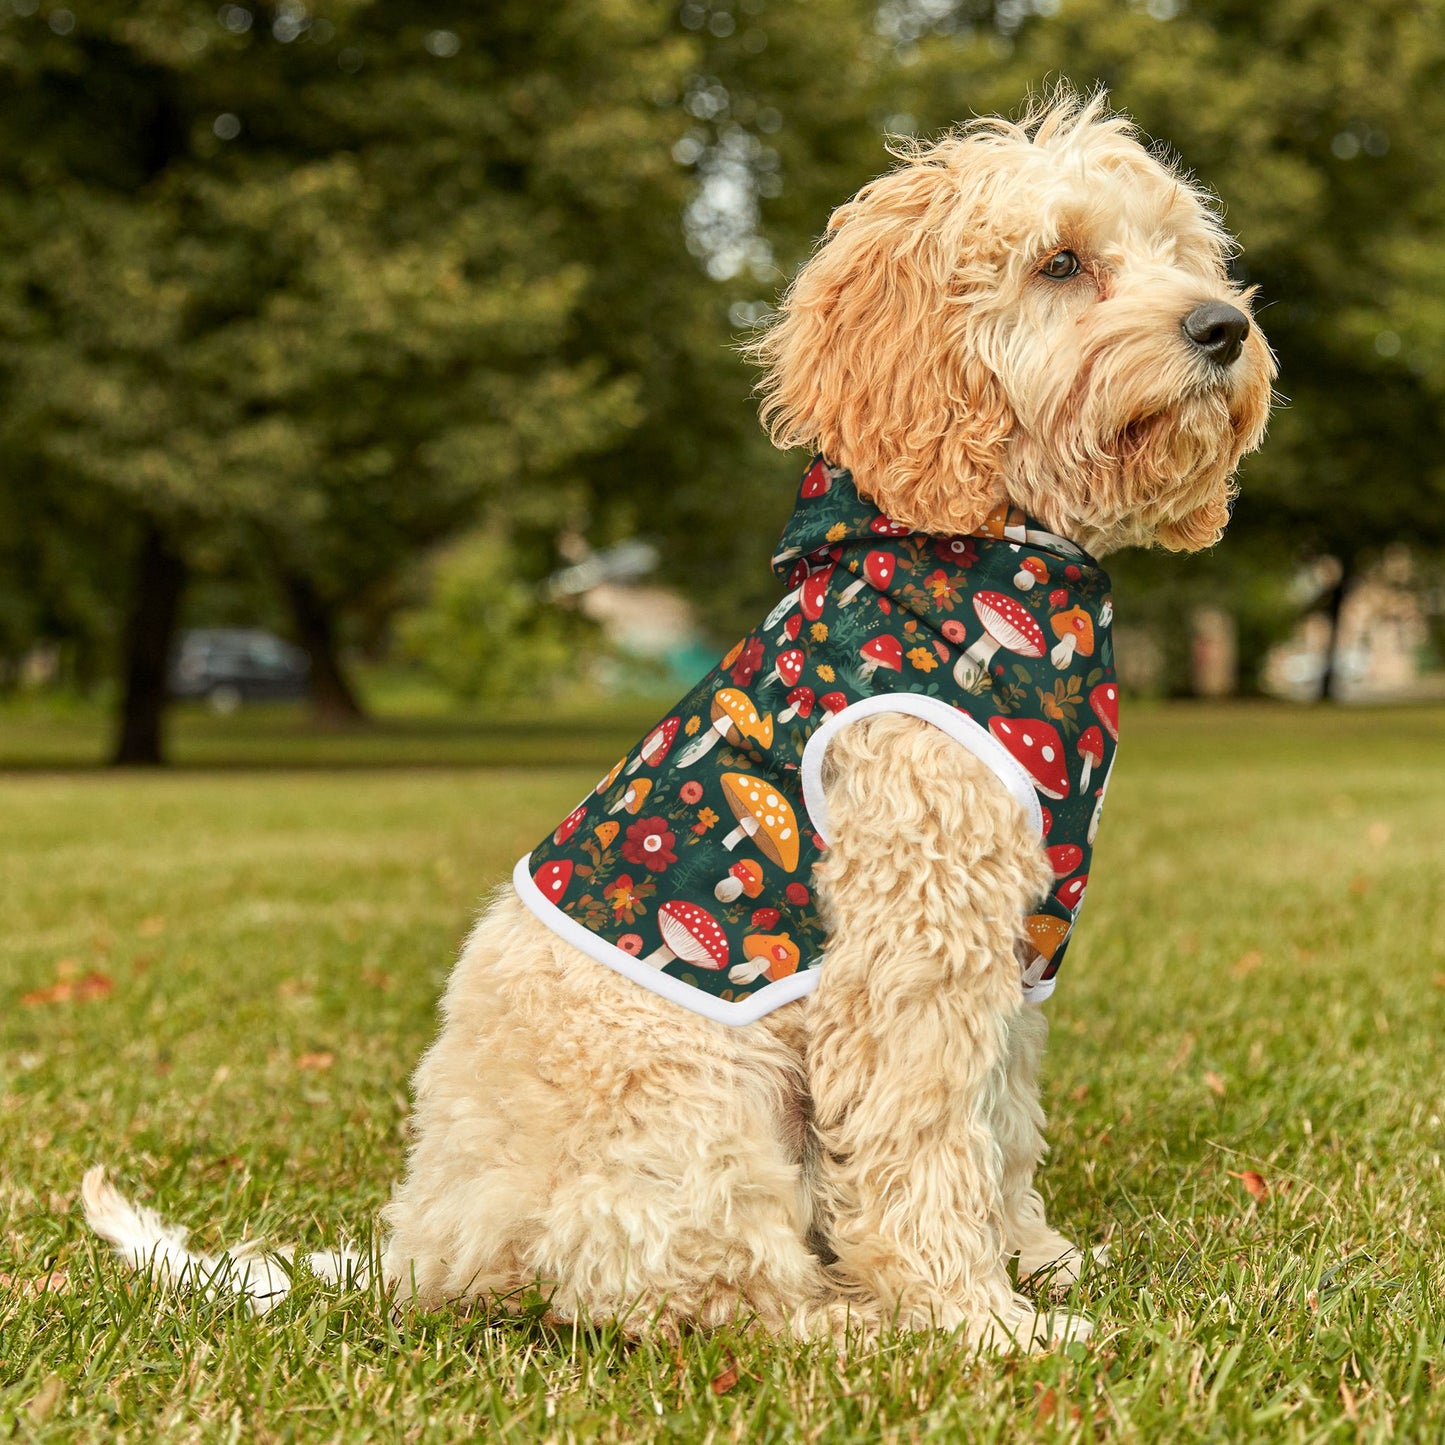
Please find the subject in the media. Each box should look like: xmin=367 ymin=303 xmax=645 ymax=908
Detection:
xmin=805 ymin=712 xmax=1088 ymax=1349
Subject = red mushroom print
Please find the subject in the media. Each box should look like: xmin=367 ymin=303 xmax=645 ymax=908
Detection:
xmin=799 ymin=566 xmax=835 ymax=621
xmin=553 ymin=803 xmax=588 ymax=846
xmin=642 ymin=901 xmax=730 ymax=971
xmin=1057 ymin=874 xmax=1089 ymax=912
xmin=837 ymin=550 xmax=896 ymax=607
xmin=954 ymin=591 xmax=1046 ymax=688
xmin=799 ymin=457 xmax=832 ymax=498
xmin=1076 ymin=725 xmax=1104 ymax=790
xmin=625 ymin=717 xmax=680 ymax=775
xmin=858 ymin=636 xmax=903 ymax=681
xmin=1049 ymin=607 xmax=1095 ymax=668
xmin=675 ymin=688 xmax=774 ymax=767
xmin=1089 ymin=682 xmax=1119 ymax=742
xmin=1046 ymin=843 xmax=1083 ymax=877
xmin=779 ymin=685 xmax=814 ymax=724
xmin=818 ymin=691 xmax=849 ymax=717
xmin=775 ymin=612 xmax=803 ymax=647
xmin=764 ymin=648 xmax=806 ymax=689
xmin=750 ymin=906 xmax=781 ymax=930
xmin=869 ymin=516 xmax=910 ymax=537
xmin=1015 ymin=556 xmax=1048 ymax=591
xmin=1040 ymin=804 xmax=1053 ymax=834
xmin=988 ymin=716 xmax=1070 ymax=800
xmin=714 ymin=858 xmax=766 ymax=903
xmin=532 ymin=858 xmax=574 ymax=905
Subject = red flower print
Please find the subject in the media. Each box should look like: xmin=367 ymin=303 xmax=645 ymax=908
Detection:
xmin=934 ymin=537 xmax=977 ymax=567
xmin=729 ymin=636 xmax=765 ymax=686
xmin=618 ymin=933 xmax=644 ymax=955
xmin=622 ymin=816 xmax=677 ymax=871
xmin=785 ymin=882 xmax=810 ymax=906
xmin=679 ymin=780 xmax=704 ymax=804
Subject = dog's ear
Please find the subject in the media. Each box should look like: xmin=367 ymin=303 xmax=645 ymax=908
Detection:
xmin=748 ymin=150 xmax=1013 ymax=535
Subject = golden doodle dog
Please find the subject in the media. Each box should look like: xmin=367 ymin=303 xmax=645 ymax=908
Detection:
xmin=85 ymin=91 xmax=1273 ymax=1351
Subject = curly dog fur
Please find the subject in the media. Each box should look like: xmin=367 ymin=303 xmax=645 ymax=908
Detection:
xmin=85 ymin=89 xmax=1274 ymax=1352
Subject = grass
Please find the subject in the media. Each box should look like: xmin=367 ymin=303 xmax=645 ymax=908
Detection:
xmin=2 ymin=701 xmax=1444 ymax=1442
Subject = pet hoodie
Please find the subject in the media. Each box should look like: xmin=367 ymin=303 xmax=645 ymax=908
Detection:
xmin=516 ymin=457 xmax=1119 ymax=1026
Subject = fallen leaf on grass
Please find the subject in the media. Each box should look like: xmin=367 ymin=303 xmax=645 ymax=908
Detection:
xmin=0 ymin=1268 xmax=70 ymax=1299
xmin=361 ymin=969 xmax=394 ymax=992
xmin=138 ymin=915 xmax=167 ymax=937
xmin=1228 ymin=1169 xmax=1269 ymax=1201
xmin=1232 ymin=950 xmax=1263 ymax=977
xmin=1034 ymin=1386 xmax=1058 ymax=1424
xmin=1070 ymin=1084 xmax=1090 ymax=1103
xmin=295 ymin=1052 xmax=334 ymax=1071
xmin=1204 ymin=1070 xmax=1227 ymax=1098
xmin=711 ymin=1358 xmax=740 ymax=1396
xmin=1433 ymin=974 xmax=1445 ymax=991
xmin=21 ymin=972 xmax=114 ymax=1006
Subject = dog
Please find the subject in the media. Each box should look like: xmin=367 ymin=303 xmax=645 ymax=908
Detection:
xmin=85 ymin=90 xmax=1273 ymax=1351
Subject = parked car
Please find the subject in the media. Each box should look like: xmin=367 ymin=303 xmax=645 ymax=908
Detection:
xmin=170 ymin=629 xmax=310 ymax=712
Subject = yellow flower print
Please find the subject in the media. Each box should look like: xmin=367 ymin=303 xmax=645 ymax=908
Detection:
xmin=811 ymin=622 xmax=829 ymax=642
xmin=684 ymin=714 xmax=702 ymax=736
xmin=816 ymin=663 xmax=835 ymax=682
xmin=907 ymin=647 xmax=938 ymax=673
xmin=826 ymin=522 xmax=848 ymax=543
xmin=693 ymin=806 xmax=720 ymax=835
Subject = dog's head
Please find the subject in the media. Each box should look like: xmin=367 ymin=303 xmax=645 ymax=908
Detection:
xmin=750 ymin=90 xmax=1275 ymax=555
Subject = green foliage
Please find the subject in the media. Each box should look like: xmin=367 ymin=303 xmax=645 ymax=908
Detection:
xmin=395 ymin=533 xmax=594 ymax=705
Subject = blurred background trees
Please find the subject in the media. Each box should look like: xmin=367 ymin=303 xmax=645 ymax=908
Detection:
xmin=1 ymin=0 xmax=1441 ymax=761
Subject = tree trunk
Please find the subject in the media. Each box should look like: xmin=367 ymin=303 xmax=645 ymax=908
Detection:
xmin=112 ymin=524 xmax=187 ymax=766
xmin=281 ymin=571 xmax=366 ymax=725
xmin=1316 ymin=556 xmax=1354 ymax=703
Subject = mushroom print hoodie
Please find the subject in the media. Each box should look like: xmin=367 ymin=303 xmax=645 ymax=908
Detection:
xmin=517 ymin=457 xmax=1119 ymax=1026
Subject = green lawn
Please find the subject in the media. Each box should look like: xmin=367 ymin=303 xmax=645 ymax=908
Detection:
xmin=2 ymin=703 xmax=1443 ymax=1442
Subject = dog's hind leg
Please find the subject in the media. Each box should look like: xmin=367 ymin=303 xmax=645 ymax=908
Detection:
xmin=383 ymin=893 xmax=832 ymax=1337
xmin=803 ymin=713 xmax=1090 ymax=1350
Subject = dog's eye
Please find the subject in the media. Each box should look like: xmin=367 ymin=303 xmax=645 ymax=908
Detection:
xmin=1040 ymin=250 xmax=1081 ymax=280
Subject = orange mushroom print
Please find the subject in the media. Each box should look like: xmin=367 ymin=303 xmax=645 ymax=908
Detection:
xmin=518 ymin=458 xmax=1118 ymax=1023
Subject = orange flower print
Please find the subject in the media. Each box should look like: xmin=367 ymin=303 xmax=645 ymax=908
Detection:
xmin=923 ymin=568 xmax=961 ymax=609
xmin=693 ymin=806 xmax=720 ymax=835
xmin=906 ymin=647 xmax=937 ymax=673
xmin=604 ymin=874 xmax=645 ymax=924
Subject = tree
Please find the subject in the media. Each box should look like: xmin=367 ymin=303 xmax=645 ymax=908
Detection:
xmin=0 ymin=1 xmax=694 ymax=758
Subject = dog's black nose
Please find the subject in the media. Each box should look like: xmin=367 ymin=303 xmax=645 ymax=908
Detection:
xmin=1182 ymin=302 xmax=1250 ymax=367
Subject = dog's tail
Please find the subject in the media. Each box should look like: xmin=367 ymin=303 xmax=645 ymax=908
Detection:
xmin=81 ymin=1165 xmax=368 ymax=1315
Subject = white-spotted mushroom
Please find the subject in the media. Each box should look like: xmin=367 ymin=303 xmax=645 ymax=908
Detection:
xmin=674 ymin=688 xmax=774 ymax=768
xmin=642 ymin=901 xmax=730 ymax=971
xmin=718 ymin=772 xmax=800 ymax=871
xmin=955 ymin=591 xmax=1046 ymax=687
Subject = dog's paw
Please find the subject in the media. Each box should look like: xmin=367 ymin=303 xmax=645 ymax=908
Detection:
xmin=972 ymin=1295 xmax=1093 ymax=1353
xmin=1018 ymin=1240 xmax=1110 ymax=1293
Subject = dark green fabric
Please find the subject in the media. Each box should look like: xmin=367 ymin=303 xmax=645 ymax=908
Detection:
xmin=524 ymin=457 xmax=1119 ymax=1013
